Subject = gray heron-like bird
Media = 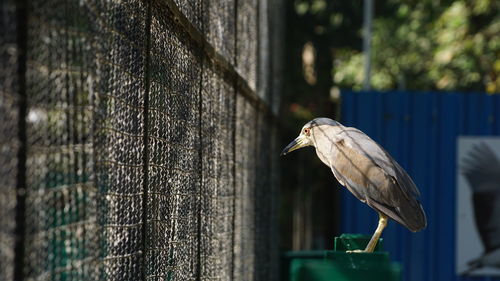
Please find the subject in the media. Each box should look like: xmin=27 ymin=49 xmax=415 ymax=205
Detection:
xmin=281 ymin=118 xmax=426 ymax=253
xmin=461 ymin=143 xmax=500 ymax=272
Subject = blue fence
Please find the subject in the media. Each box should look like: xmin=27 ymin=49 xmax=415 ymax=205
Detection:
xmin=340 ymin=90 xmax=500 ymax=281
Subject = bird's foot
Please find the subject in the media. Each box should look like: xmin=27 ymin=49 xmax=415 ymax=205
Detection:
xmin=346 ymin=249 xmax=367 ymax=253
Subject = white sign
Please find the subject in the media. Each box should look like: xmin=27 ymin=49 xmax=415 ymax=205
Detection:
xmin=456 ymin=137 xmax=500 ymax=276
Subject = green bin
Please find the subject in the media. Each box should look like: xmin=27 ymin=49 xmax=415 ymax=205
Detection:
xmin=286 ymin=234 xmax=402 ymax=281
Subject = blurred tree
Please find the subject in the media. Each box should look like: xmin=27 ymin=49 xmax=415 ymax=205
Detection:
xmin=334 ymin=0 xmax=500 ymax=93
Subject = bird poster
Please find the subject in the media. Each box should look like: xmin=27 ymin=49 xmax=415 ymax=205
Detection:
xmin=457 ymin=137 xmax=500 ymax=276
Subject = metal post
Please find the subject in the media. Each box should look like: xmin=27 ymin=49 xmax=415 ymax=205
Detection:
xmin=363 ymin=0 xmax=374 ymax=91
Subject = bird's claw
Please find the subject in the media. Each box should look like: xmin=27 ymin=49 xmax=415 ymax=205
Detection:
xmin=346 ymin=249 xmax=366 ymax=253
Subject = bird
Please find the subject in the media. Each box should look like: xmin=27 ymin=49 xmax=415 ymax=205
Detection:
xmin=461 ymin=143 xmax=500 ymax=273
xmin=281 ymin=117 xmax=426 ymax=253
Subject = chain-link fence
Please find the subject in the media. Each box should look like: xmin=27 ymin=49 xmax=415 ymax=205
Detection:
xmin=0 ymin=0 xmax=283 ymax=280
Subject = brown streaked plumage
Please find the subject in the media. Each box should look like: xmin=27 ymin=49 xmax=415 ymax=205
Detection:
xmin=281 ymin=117 xmax=426 ymax=253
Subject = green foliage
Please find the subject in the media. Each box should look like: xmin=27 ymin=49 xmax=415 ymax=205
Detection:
xmin=333 ymin=0 xmax=500 ymax=93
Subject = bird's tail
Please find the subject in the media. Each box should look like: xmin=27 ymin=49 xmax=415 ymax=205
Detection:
xmin=397 ymin=198 xmax=427 ymax=232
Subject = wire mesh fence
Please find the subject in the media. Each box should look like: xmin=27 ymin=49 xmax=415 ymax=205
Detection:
xmin=0 ymin=0 xmax=282 ymax=280
xmin=0 ymin=1 xmax=21 ymax=280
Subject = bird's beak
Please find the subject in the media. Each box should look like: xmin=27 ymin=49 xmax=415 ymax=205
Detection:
xmin=280 ymin=135 xmax=307 ymax=156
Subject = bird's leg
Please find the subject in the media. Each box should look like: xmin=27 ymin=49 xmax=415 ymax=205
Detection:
xmin=364 ymin=213 xmax=388 ymax=252
xmin=347 ymin=213 xmax=388 ymax=253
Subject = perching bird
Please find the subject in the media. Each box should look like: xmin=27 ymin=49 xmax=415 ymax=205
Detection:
xmin=281 ymin=118 xmax=426 ymax=253
xmin=461 ymin=143 xmax=500 ymax=273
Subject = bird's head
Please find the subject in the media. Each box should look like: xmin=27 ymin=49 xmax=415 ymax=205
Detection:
xmin=280 ymin=117 xmax=342 ymax=156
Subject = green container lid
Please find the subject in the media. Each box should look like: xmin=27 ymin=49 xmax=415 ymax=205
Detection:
xmin=333 ymin=233 xmax=384 ymax=252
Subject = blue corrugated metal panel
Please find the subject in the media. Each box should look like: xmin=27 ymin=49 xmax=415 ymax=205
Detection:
xmin=340 ymin=90 xmax=500 ymax=281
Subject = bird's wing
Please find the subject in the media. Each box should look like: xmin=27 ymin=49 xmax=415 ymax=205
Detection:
xmin=339 ymin=128 xmax=420 ymax=198
xmin=331 ymin=127 xmax=426 ymax=232
xmin=461 ymin=142 xmax=500 ymax=192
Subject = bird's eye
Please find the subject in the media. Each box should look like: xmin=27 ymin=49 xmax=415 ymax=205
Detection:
xmin=303 ymin=128 xmax=310 ymax=136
